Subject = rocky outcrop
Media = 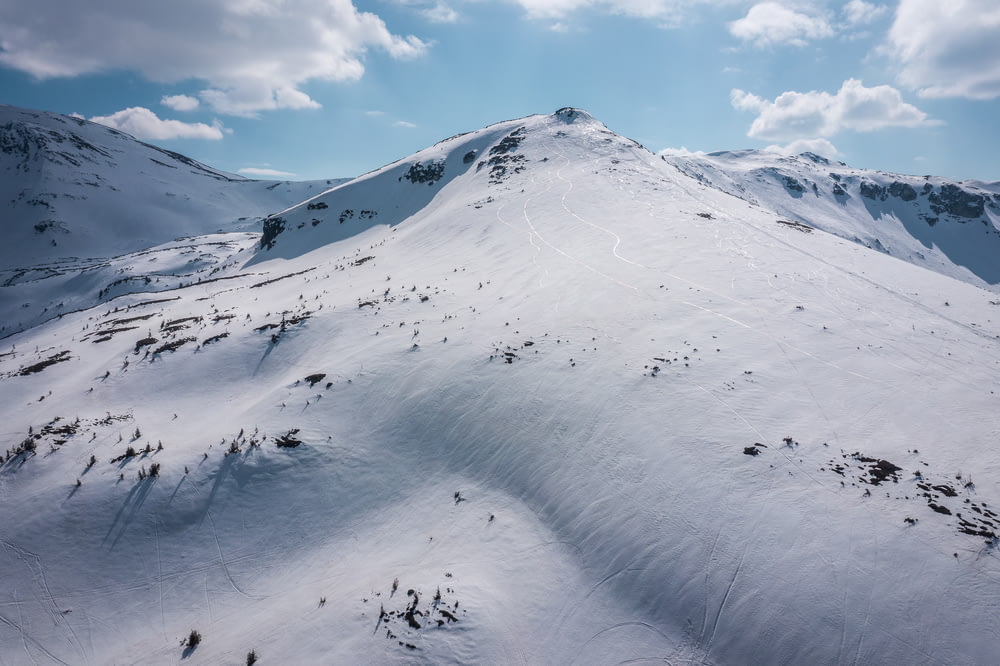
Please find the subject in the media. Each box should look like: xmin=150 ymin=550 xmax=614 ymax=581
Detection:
xmin=928 ymin=184 xmax=985 ymax=219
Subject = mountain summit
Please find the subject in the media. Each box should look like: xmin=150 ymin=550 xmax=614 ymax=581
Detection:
xmin=1 ymin=106 xmax=999 ymax=664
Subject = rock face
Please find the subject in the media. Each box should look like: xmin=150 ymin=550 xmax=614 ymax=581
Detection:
xmin=929 ymin=183 xmax=985 ymax=218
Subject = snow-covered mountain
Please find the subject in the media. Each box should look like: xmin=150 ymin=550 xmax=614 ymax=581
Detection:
xmin=663 ymin=149 xmax=1000 ymax=291
xmin=0 ymin=104 xmax=348 ymax=336
xmin=0 ymin=104 xmax=345 ymax=268
xmin=2 ymin=107 xmax=1000 ymax=665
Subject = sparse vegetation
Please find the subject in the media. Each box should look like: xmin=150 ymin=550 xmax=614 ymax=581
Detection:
xmin=183 ymin=629 xmax=201 ymax=650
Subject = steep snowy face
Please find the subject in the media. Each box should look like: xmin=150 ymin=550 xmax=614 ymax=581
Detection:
xmin=0 ymin=105 xmax=345 ymax=268
xmin=253 ymin=107 xmax=645 ymax=260
xmin=663 ymin=150 xmax=1000 ymax=290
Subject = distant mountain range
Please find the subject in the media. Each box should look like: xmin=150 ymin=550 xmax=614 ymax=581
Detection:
xmin=663 ymin=148 xmax=1000 ymax=289
xmin=0 ymin=104 xmax=345 ymax=268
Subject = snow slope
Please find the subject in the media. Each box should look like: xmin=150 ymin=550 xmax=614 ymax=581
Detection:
xmin=0 ymin=104 xmax=346 ymax=269
xmin=663 ymin=149 xmax=1000 ymax=291
xmin=2 ymin=107 xmax=1000 ymax=665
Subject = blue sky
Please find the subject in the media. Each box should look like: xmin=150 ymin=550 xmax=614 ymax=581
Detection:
xmin=2 ymin=0 xmax=998 ymax=182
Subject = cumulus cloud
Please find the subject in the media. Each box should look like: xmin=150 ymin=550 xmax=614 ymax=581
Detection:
xmin=763 ymin=137 xmax=841 ymax=158
xmin=506 ymin=0 xmax=704 ymax=22
xmin=886 ymin=0 xmax=1000 ymax=100
xmin=89 ymin=107 xmax=225 ymax=140
xmin=392 ymin=0 xmax=460 ymax=23
xmin=842 ymin=0 xmax=887 ymax=25
xmin=657 ymin=146 xmax=706 ymax=157
xmin=731 ymin=79 xmax=938 ymax=141
xmin=238 ymin=167 xmax=298 ymax=178
xmin=0 ymin=0 xmax=428 ymax=116
xmin=423 ymin=2 xmax=460 ymax=22
xmin=728 ymin=2 xmax=833 ymax=47
xmin=161 ymin=94 xmax=200 ymax=112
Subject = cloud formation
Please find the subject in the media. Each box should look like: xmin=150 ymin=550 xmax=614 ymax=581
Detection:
xmin=0 ymin=0 xmax=428 ymax=116
xmin=764 ymin=137 xmax=841 ymax=158
xmin=395 ymin=0 xmax=460 ymax=23
xmin=504 ymin=0 xmax=707 ymax=22
xmin=842 ymin=0 xmax=887 ymax=26
xmin=732 ymin=79 xmax=938 ymax=141
xmin=728 ymin=2 xmax=833 ymax=47
xmin=89 ymin=107 xmax=224 ymax=140
xmin=886 ymin=0 xmax=1000 ymax=100
xmin=238 ymin=167 xmax=298 ymax=178
xmin=657 ymin=146 xmax=706 ymax=157
xmin=161 ymin=95 xmax=200 ymax=112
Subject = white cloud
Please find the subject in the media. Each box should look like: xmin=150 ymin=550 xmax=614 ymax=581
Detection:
xmin=728 ymin=2 xmax=833 ymax=47
xmin=0 ymin=0 xmax=429 ymax=116
xmin=763 ymin=137 xmax=841 ymax=157
xmin=238 ymin=167 xmax=298 ymax=178
xmin=886 ymin=0 xmax=1000 ymax=100
xmin=506 ymin=0 xmax=706 ymax=22
xmin=657 ymin=146 xmax=706 ymax=157
xmin=842 ymin=0 xmax=887 ymax=26
xmin=393 ymin=120 xmax=418 ymax=128
xmin=392 ymin=0 xmax=459 ymax=23
xmin=423 ymin=2 xmax=460 ymax=23
xmin=731 ymin=79 xmax=938 ymax=141
xmin=89 ymin=107 xmax=225 ymax=140
xmin=161 ymin=94 xmax=200 ymax=112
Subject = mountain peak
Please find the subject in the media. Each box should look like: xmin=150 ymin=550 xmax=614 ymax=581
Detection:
xmin=552 ymin=107 xmax=595 ymax=123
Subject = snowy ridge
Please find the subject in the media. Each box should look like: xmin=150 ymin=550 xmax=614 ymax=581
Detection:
xmin=255 ymin=107 xmax=613 ymax=261
xmin=0 ymin=104 xmax=346 ymax=269
xmin=1 ymin=108 xmax=1000 ymax=664
xmin=663 ymin=149 xmax=1000 ymax=291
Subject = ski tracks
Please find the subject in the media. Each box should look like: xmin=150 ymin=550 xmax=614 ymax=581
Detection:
xmin=0 ymin=591 xmax=70 ymax=666
xmin=206 ymin=511 xmax=258 ymax=601
xmin=553 ymin=153 xmax=648 ymax=271
xmin=1 ymin=540 xmax=86 ymax=663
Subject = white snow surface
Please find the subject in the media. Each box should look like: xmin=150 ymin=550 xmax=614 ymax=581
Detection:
xmin=0 ymin=104 xmax=346 ymax=268
xmin=1 ymin=106 xmax=1000 ymax=665
xmin=662 ymin=149 xmax=1000 ymax=292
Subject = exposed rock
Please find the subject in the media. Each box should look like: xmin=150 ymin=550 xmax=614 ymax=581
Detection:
xmin=859 ymin=181 xmax=887 ymax=201
xmin=260 ymin=216 xmax=286 ymax=249
xmin=888 ymin=181 xmax=917 ymax=201
xmin=783 ymin=176 xmax=805 ymax=193
xmin=929 ymin=184 xmax=985 ymax=219
xmin=404 ymin=160 xmax=446 ymax=186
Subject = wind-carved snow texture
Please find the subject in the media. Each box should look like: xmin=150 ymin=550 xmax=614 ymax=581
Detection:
xmin=1 ymin=105 xmax=1000 ymax=664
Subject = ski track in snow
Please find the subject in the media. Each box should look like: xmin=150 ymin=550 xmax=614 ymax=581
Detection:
xmin=206 ymin=510 xmax=259 ymax=601
xmin=154 ymin=521 xmax=165 ymax=640
xmin=0 ymin=588 xmax=68 ymax=666
xmin=551 ymin=146 xmax=648 ymax=271
xmin=515 ymin=147 xmax=640 ymax=295
xmin=1 ymin=540 xmax=86 ymax=663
